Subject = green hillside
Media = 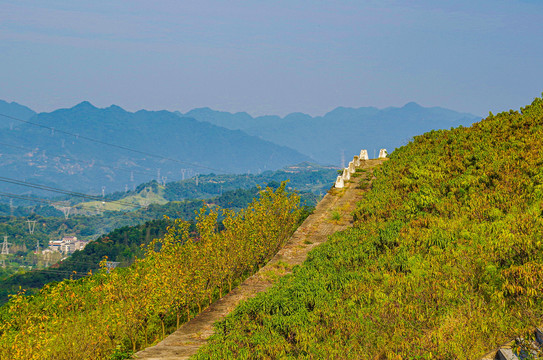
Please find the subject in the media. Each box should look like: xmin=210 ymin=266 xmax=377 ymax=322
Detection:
xmin=195 ymin=96 xmax=543 ymax=358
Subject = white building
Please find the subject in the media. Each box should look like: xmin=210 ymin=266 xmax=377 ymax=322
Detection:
xmin=48 ymin=236 xmax=88 ymax=254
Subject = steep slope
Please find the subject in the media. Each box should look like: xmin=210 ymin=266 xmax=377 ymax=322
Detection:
xmin=194 ymin=96 xmax=543 ymax=358
xmin=0 ymin=102 xmax=309 ymax=194
xmin=135 ymin=159 xmax=384 ymax=360
xmin=179 ymin=103 xmax=480 ymax=165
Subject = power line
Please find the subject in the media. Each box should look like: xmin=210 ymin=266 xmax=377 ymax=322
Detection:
xmin=0 ymin=176 xmax=135 ymax=206
xmin=0 ymin=141 xmax=158 ymax=178
xmin=0 ymin=112 xmax=225 ymax=173
xmin=0 ymin=192 xmax=56 ymax=206
xmin=0 ymin=177 xmax=140 ymax=208
xmin=0 ymin=192 xmax=138 ymax=215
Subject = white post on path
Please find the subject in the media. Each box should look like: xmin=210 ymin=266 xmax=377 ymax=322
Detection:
xmin=378 ymin=149 xmax=388 ymax=158
xmin=353 ymin=156 xmax=360 ymax=167
xmin=359 ymin=149 xmax=369 ymax=160
xmin=335 ymin=176 xmax=344 ymax=188
xmin=348 ymin=161 xmax=355 ymax=174
xmin=342 ymin=168 xmax=351 ymax=181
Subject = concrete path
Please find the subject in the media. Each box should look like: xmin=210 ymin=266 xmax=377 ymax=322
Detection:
xmin=134 ymin=159 xmax=385 ymax=360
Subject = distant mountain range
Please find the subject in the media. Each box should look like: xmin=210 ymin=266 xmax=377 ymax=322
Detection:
xmin=0 ymin=102 xmax=309 ymax=194
xmin=176 ymin=103 xmax=481 ymax=165
xmin=0 ymin=99 xmax=481 ymax=195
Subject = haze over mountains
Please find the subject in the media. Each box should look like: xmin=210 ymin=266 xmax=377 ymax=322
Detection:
xmin=0 ymin=101 xmax=309 ymax=194
xmin=178 ymin=103 xmax=481 ymax=165
xmin=0 ymin=99 xmax=480 ymax=195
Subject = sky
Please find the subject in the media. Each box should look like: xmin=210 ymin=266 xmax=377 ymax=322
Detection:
xmin=1 ymin=0 xmax=542 ymax=117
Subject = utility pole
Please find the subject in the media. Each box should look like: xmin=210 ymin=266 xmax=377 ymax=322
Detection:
xmin=341 ymin=150 xmax=345 ymax=169
xmin=181 ymin=169 xmax=186 ymax=181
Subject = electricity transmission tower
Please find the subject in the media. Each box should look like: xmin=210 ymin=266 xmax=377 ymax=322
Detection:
xmin=27 ymin=220 xmax=36 ymax=234
xmin=2 ymin=236 xmax=11 ymax=266
xmin=60 ymin=206 xmax=71 ymax=219
xmin=1 ymin=236 xmax=11 ymax=255
xmin=27 ymin=220 xmax=38 ymax=252
xmin=141 ymin=199 xmax=150 ymax=210
xmin=105 ymin=261 xmax=120 ymax=273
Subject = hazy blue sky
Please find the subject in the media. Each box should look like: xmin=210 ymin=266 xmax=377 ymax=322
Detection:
xmin=1 ymin=0 xmax=542 ymax=117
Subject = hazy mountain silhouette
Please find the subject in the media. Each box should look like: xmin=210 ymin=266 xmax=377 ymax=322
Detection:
xmin=177 ymin=103 xmax=481 ymax=165
xmin=0 ymin=100 xmax=36 ymax=129
xmin=0 ymin=102 xmax=309 ymax=194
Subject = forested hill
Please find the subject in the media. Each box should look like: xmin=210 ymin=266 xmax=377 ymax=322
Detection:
xmin=178 ymin=103 xmax=480 ymax=165
xmin=117 ymin=162 xmax=337 ymax=205
xmin=0 ymin=184 xmax=315 ymax=305
xmin=195 ymin=97 xmax=543 ymax=358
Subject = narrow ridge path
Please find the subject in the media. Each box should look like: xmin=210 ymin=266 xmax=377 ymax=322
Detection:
xmin=134 ymin=159 xmax=386 ymax=360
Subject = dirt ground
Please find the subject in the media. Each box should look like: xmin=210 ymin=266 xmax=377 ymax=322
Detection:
xmin=134 ymin=159 xmax=386 ymax=360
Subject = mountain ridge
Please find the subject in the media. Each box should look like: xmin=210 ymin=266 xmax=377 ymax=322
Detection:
xmin=176 ymin=103 xmax=482 ymax=165
xmin=0 ymin=102 xmax=310 ymax=194
xmin=0 ymin=99 xmax=481 ymax=195
xmin=0 ymin=100 xmax=36 ymax=128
